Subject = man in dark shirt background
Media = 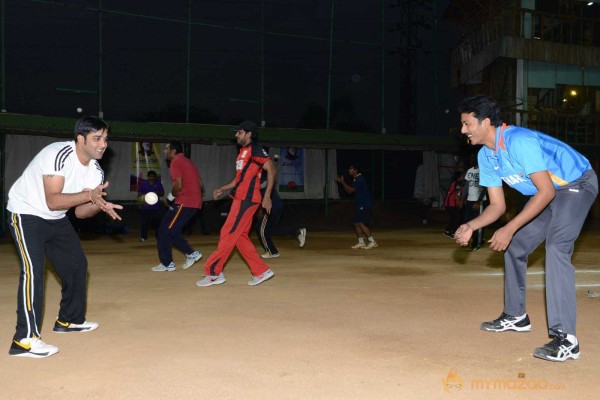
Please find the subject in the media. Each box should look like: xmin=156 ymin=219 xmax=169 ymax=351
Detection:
xmin=336 ymin=163 xmax=378 ymax=250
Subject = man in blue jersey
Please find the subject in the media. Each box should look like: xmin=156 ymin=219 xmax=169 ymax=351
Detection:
xmin=454 ymin=95 xmax=598 ymax=362
xmin=336 ymin=163 xmax=378 ymax=249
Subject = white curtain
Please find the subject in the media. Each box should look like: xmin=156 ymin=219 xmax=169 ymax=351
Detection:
xmin=5 ymin=135 xmax=339 ymax=201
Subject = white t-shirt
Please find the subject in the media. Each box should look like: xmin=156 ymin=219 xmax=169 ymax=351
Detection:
xmin=464 ymin=166 xmax=484 ymax=202
xmin=7 ymin=141 xmax=104 ymax=220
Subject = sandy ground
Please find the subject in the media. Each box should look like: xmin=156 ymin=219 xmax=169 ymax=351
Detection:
xmin=0 ymin=226 xmax=599 ymax=400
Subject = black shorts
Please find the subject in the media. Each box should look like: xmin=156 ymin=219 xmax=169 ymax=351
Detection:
xmin=353 ymin=207 xmax=371 ymax=224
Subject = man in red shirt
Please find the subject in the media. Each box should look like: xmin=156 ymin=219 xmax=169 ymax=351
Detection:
xmin=151 ymin=141 xmax=203 ymax=272
xmin=197 ymin=121 xmax=276 ymax=286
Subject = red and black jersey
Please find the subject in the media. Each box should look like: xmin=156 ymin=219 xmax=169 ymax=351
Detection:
xmin=230 ymin=143 xmax=270 ymax=203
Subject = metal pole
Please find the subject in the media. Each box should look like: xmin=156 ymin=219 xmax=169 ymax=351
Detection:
xmin=324 ymin=149 xmax=329 ymax=216
xmin=371 ymin=149 xmax=375 ymax=201
xmin=432 ymin=0 xmax=439 ymax=135
xmin=98 ymin=0 xmax=104 ymax=118
xmin=1 ymin=0 xmax=5 ymax=112
xmin=326 ymin=0 xmax=334 ymax=130
xmin=381 ymin=150 xmax=385 ymax=204
xmin=381 ymin=0 xmax=385 ymax=134
xmin=260 ymin=0 xmax=265 ymax=125
xmin=0 ymin=132 xmax=5 ymax=236
xmin=185 ymin=0 xmax=192 ymax=123
xmin=0 ymin=0 xmax=4 ymax=234
xmin=325 ymin=0 xmax=334 ymax=216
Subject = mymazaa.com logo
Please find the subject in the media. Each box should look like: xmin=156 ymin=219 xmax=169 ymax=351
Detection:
xmin=442 ymin=369 xmax=565 ymax=393
xmin=442 ymin=369 xmax=464 ymax=393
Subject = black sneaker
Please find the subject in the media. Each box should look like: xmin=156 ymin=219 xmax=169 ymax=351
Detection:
xmin=533 ymin=331 xmax=580 ymax=362
xmin=480 ymin=312 xmax=532 ymax=332
xmin=53 ymin=320 xmax=99 ymax=333
xmin=443 ymin=231 xmax=454 ymax=239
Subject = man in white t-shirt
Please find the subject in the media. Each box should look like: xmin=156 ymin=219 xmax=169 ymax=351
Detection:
xmin=6 ymin=116 xmax=122 ymax=358
xmin=463 ymin=154 xmax=486 ymax=250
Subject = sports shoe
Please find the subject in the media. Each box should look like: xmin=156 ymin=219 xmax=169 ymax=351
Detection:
xmin=182 ymin=251 xmax=202 ymax=270
xmin=261 ymin=252 xmax=280 ymax=259
xmin=587 ymin=290 xmax=600 ymax=298
xmin=196 ymin=273 xmax=226 ymax=287
xmin=363 ymin=241 xmax=379 ymax=250
xmin=470 ymin=246 xmax=481 ymax=252
xmin=533 ymin=331 xmax=580 ymax=362
xmin=53 ymin=320 xmax=99 ymax=333
xmin=248 ymin=269 xmax=275 ymax=286
xmin=443 ymin=231 xmax=454 ymax=239
xmin=9 ymin=337 xmax=59 ymax=358
xmin=351 ymin=242 xmax=366 ymax=249
xmin=151 ymin=262 xmax=176 ymax=272
xmin=480 ymin=312 xmax=532 ymax=332
xmin=297 ymin=228 xmax=307 ymax=248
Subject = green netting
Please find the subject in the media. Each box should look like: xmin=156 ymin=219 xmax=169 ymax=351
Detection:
xmin=0 ymin=112 xmax=459 ymax=150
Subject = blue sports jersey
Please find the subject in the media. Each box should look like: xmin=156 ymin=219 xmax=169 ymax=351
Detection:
xmin=478 ymin=125 xmax=591 ymax=196
xmin=352 ymin=174 xmax=372 ymax=209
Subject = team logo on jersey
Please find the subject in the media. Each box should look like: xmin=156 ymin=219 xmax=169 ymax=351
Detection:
xmin=501 ymin=172 xmax=526 ymax=186
xmin=236 ymin=150 xmax=248 ymax=170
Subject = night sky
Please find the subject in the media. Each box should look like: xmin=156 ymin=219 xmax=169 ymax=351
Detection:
xmin=2 ymin=0 xmax=462 ymax=136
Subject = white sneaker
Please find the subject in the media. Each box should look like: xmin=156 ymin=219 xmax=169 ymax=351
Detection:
xmin=53 ymin=320 xmax=99 ymax=333
xmin=152 ymin=262 xmax=176 ymax=272
xmin=363 ymin=241 xmax=379 ymax=250
xmin=196 ymin=273 xmax=226 ymax=287
xmin=182 ymin=251 xmax=202 ymax=270
xmin=261 ymin=252 xmax=280 ymax=259
xmin=297 ymin=228 xmax=307 ymax=248
xmin=248 ymin=269 xmax=275 ymax=286
xmin=9 ymin=337 xmax=59 ymax=358
xmin=351 ymin=242 xmax=366 ymax=249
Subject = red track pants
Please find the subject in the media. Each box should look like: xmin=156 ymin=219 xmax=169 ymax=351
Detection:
xmin=204 ymin=199 xmax=270 ymax=277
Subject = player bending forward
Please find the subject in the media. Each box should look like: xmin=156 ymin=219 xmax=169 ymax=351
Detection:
xmin=455 ymin=96 xmax=597 ymax=362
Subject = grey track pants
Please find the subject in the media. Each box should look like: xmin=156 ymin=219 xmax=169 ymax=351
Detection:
xmin=503 ymin=169 xmax=598 ymax=335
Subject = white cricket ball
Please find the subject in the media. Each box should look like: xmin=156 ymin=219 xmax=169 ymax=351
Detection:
xmin=145 ymin=192 xmax=158 ymax=205
xmin=76 ymin=107 xmax=83 ymax=113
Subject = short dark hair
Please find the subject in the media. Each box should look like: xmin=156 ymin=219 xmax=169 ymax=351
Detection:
xmin=457 ymin=95 xmax=503 ymax=127
xmin=167 ymin=141 xmax=184 ymax=154
xmin=74 ymin=116 xmax=109 ymax=140
xmin=349 ymin=163 xmax=361 ymax=173
xmin=147 ymin=170 xmax=157 ymax=177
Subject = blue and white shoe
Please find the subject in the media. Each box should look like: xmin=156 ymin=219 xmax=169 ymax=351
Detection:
xmin=183 ymin=251 xmax=202 ymax=270
xmin=152 ymin=262 xmax=176 ymax=272
xmin=196 ymin=273 xmax=226 ymax=287
xmin=248 ymin=269 xmax=275 ymax=286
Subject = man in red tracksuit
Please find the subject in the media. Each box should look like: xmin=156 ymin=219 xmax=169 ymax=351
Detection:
xmin=196 ymin=120 xmax=276 ymax=287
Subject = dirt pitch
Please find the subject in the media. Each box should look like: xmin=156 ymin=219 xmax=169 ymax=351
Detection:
xmin=0 ymin=226 xmax=599 ymax=400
